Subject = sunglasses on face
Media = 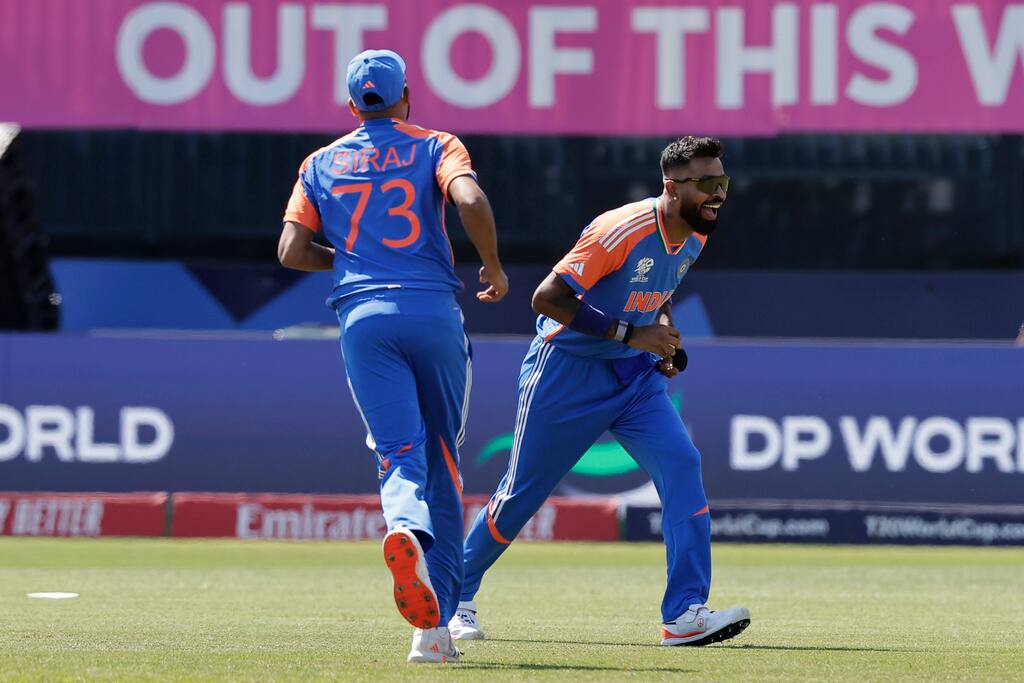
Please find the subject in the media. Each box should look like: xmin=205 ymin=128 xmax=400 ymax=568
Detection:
xmin=665 ymin=174 xmax=730 ymax=194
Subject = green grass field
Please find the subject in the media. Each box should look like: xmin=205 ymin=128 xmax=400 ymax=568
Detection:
xmin=1 ymin=539 xmax=1022 ymax=681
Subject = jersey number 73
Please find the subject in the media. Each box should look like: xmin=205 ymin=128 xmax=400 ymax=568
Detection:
xmin=332 ymin=180 xmax=421 ymax=252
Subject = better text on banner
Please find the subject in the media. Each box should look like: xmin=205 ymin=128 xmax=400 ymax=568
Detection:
xmin=0 ymin=492 xmax=167 ymax=537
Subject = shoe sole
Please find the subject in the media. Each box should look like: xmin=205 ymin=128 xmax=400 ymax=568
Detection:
xmin=450 ymin=629 xmax=485 ymax=641
xmin=383 ymin=530 xmax=440 ymax=629
xmin=661 ymin=618 xmax=751 ymax=646
xmin=407 ymin=652 xmax=460 ymax=664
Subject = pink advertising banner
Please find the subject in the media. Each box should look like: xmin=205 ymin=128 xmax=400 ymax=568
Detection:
xmin=0 ymin=1 xmax=1022 ymax=135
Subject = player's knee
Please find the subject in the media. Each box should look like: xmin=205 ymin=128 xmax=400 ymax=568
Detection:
xmin=650 ymin=453 xmax=701 ymax=496
xmin=385 ymin=434 xmax=427 ymax=462
xmin=664 ymin=443 xmax=702 ymax=475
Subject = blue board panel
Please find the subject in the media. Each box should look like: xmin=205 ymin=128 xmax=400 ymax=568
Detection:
xmin=623 ymin=502 xmax=1024 ymax=546
xmin=49 ymin=259 xmax=1024 ymax=339
xmin=0 ymin=334 xmax=1021 ymax=504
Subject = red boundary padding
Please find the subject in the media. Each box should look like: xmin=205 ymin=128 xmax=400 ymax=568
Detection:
xmin=0 ymin=492 xmax=167 ymax=537
xmin=172 ymin=493 xmax=620 ymax=542
xmin=172 ymin=493 xmax=389 ymax=541
xmin=462 ymin=495 xmax=620 ymax=542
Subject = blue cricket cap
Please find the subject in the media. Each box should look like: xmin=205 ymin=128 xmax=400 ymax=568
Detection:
xmin=346 ymin=49 xmax=407 ymax=112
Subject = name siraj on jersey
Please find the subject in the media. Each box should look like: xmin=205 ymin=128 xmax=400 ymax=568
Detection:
xmin=332 ymin=145 xmax=417 ymax=175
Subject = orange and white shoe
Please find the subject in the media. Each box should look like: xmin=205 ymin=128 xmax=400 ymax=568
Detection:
xmin=383 ymin=528 xmax=440 ymax=630
xmin=407 ymin=627 xmax=461 ymax=664
xmin=660 ymin=604 xmax=751 ymax=646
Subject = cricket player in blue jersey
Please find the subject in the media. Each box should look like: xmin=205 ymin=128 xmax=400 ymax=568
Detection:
xmin=277 ymin=49 xmax=508 ymax=664
xmin=450 ymin=137 xmax=750 ymax=647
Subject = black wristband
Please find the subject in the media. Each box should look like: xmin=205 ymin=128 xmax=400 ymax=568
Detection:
xmin=621 ymin=322 xmax=634 ymax=344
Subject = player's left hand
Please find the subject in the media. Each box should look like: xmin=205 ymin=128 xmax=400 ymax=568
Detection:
xmin=657 ymin=357 xmax=679 ymax=378
xmin=477 ymin=265 xmax=509 ymax=303
xmin=657 ymin=346 xmax=687 ymax=378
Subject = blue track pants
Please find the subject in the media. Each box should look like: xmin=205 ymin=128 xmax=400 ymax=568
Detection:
xmin=337 ymin=290 xmax=470 ymax=625
xmin=462 ymin=337 xmax=710 ymax=623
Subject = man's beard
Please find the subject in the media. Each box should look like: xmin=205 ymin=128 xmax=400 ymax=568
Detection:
xmin=681 ymin=203 xmax=718 ymax=236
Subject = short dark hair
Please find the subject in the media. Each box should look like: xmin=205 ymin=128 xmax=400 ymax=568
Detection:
xmin=660 ymin=136 xmax=724 ymax=175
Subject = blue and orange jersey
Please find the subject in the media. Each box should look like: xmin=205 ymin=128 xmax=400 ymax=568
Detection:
xmin=283 ymin=118 xmax=476 ymax=307
xmin=538 ymin=198 xmax=707 ymax=359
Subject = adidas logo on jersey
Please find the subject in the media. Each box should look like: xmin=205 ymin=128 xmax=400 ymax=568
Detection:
xmin=630 ymin=257 xmax=654 ymax=283
xmin=569 ymin=262 xmax=585 ymax=277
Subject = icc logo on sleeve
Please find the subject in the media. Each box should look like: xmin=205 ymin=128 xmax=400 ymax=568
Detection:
xmin=678 ymin=260 xmax=692 ymax=279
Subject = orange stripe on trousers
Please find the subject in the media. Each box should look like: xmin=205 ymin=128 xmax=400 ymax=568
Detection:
xmin=439 ymin=436 xmax=463 ymax=498
xmin=487 ymin=508 xmax=511 ymax=545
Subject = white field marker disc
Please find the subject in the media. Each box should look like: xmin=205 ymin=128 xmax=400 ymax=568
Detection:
xmin=27 ymin=592 xmax=79 ymax=599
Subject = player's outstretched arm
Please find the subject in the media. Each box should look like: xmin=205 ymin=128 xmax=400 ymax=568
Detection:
xmin=532 ymin=273 xmax=680 ymax=358
xmin=277 ymin=221 xmax=334 ymax=272
xmin=448 ymin=176 xmax=508 ymax=303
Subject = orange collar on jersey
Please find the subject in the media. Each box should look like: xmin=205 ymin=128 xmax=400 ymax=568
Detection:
xmin=654 ymin=199 xmax=686 ymax=255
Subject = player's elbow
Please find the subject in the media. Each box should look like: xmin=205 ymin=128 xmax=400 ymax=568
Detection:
xmin=532 ymin=274 xmax=578 ymax=319
xmin=277 ymin=237 xmax=301 ymax=269
xmin=451 ymin=179 xmax=488 ymax=212
xmin=531 ymin=284 xmax=555 ymax=316
xmin=454 ymin=192 xmax=487 ymax=218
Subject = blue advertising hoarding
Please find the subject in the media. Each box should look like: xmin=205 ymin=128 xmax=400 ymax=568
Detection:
xmin=623 ymin=501 xmax=1024 ymax=546
xmin=1 ymin=333 xmax=1022 ymax=506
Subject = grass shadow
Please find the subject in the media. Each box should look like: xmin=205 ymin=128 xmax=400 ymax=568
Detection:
xmin=720 ymin=644 xmax=926 ymax=654
xmin=488 ymin=637 xmax=921 ymax=654
xmin=487 ymin=637 xmax=662 ymax=648
xmin=458 ymin=662 xmax=695 ymax=673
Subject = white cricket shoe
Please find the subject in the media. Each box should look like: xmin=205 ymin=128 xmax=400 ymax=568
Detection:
xmin=382 ymin=528 xmax=440 ymax=630
xmin=660 ymin=603 xmax=751 ymax=646
xmin=407 ymin=627 xmax=461 ymax=664
xmin=448 ymin=603 xmax=485 ymax=641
